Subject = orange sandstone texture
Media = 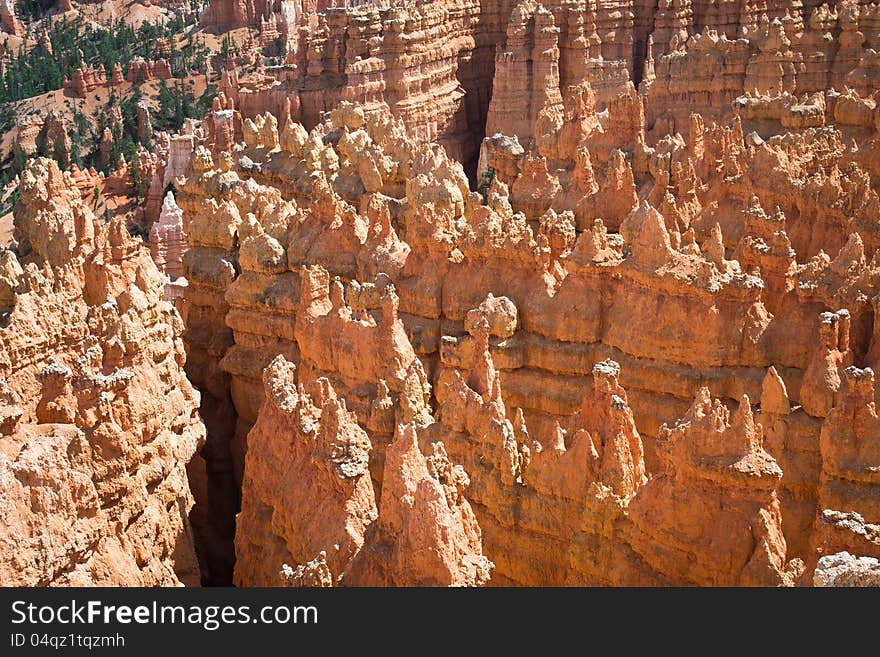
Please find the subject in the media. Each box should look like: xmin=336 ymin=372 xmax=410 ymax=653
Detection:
xmin=149 ymin=191 xmax=188 ymax=300
xmin=234 ymin=353 xmax=493 ymax=587
xmin=5 ymin=0 xmax=880 ymax=587
xmin=0 ymin=0 xmax=24 ymax=36
xmin=175 ymin=82 xmax=879 ymax=583
xmin=206 ymin=1 xmax=880 ymax=176
xmin=0 ymin=159 xmax=205 ymax=586
xmin=233 ymin=354 xmax=378 ymax=586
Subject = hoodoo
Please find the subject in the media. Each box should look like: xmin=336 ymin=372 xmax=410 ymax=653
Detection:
xmin=0 ymin=0 xmax=879 ymax=588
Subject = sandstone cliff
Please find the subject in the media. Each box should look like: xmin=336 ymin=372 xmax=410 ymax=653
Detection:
xmin=235 ymin=354 xmax=492 ymax=587
xmin=171 ymin=91 xmax=880 ymax=583
xmin=0 ymin=159 xmax=205 ymax=586
xmin=7 ymin=0 xmax=880 ymax=587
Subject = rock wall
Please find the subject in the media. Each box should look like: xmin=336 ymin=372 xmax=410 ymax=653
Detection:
xmin=0 ymin=0 xmax=873 ymax=589
xmin=642 ymin=2 xmax=880 ymax=141
xmin=235 ymin=353 xmax=493 ymax=586
xmin=201 ymin=0 xmax=285 ymax=33
xmin=174 ymin=147 xmax=241 ymax=585
xmin=15 ymin=113 xmax=72 ymax=168
xmin=48 ymin=0 xmax=867 ymax=586
xmin=126 ymin=58 xmax=173 ymax=84
xmin=811 ymin=366 xmax=880 ymax=564
xmin=149 ymin=191 xmax=188 ymax=298
xmin=0 ymin=0 xmax=24 ymax=36
xmin=0 ymin=159 xmax=205 ymax=586
xmin=176 ymin=94 xmax=879 ymax=584
xmin=202 ymin=1 xmax=880 ymax=186
xmin=63 ymin=65 xmax=109 ymax=98
xmin=207 ymin=0 xmax=646 ymax=178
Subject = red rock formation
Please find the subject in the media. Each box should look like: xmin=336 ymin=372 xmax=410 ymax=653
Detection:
xmin=642 ymin=2 xmax=880 ymax=142
xmin=174 ymin=147 xmax=240 ymax=583
xmin=813 ymin=366 xmax=880 ymax=563
xmin=344 ymin=424 xmax=494 ymax=587
xmin=137 ymin=100 xmax=153 ymax=145
xmin=210 ymin=2 xmax=545 ymax=174
xmin=0 ymin=159 xmax=205 ymax=586
xmin=111 ymin=63 xmax=124 ymax=85
xmin=98 ymin=127 xmax=114 ymax=169
xmin=258 ymin=10 xmax=280 ymax=46
xmin=67 ymin=164 xmax=103 ymax=197
xmin=126 ymin=58 xmax=173 ymax=84
xmin=13 ymin=116 xmax=41 ymax=158
xmin=201 ymin=0 xmax=267 ymax=31
xmin=204 ymin=93 xmax=240 ymax=157
xmin=64 ymin=65 xmax=107 ymax=97
xmin=163 ymin=134 xmax=196 ymax=189
xmin=0 ymin=0 xmax=23 ymax=36
xmin=487 ymin=3 xmax=565 ymax=151
xmin=625 ymin=390 xmax=800 ymax=586
xmin=172 ymin=94 xmax=880 ymax=585
xmin=8 ymin=1 xmax=880 ymax=588
xmin=14 ymin=112 xmax=72 ymax=167
xmin=234 ymin=355 xmax=492 ymax=586
xmin=233 ymin=355 xmax=378 ymax=586
xmin=149 ymin=191 xmax=187 ymax=285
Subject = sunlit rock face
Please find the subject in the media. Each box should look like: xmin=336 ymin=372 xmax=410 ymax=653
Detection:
xmin=0 ymin=159 xmax=205 ymax=586
xmin=8 ymin=0 xmax=880 ymax=588
xmin=176 ymin=65 xmax=880 ymax=583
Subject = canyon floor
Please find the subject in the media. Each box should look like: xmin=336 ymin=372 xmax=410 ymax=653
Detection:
xmin=0 ymin=0 xmax=879 ymax=587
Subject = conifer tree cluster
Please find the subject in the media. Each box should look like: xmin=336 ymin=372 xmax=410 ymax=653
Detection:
xmin=0 ymin=5 xmax=216 ymax=201
xmin=0 ymin=11 xmax=208 ymax=104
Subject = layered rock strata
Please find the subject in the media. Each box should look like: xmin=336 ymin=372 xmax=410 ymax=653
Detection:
xmin=149 ymin=192 xmax=187 ymax=279
xmin=234 ymin=354 xmax=492 ymax=587
xmin=208 ymin=1 xmax=642 ymax=177
xmin=0 ymin=159 xmax=205 ymax=586
xmin=177 ymin=98 xmax=880 ymax=584
xmin=202 ymin=1 xmax=880 ymax=190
